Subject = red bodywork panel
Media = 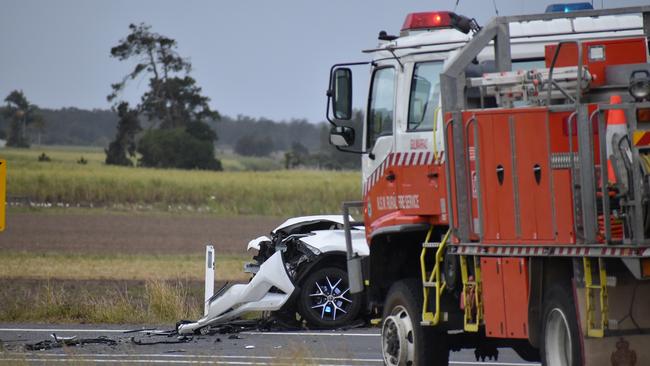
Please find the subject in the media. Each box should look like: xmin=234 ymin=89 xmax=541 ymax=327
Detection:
xmin=445 ymin=107 xmax=603 ymax=245
xmin=363 ymin=151 xmax=448 ymax=242
xmin=481 ymin=257 xmax=529 ymax=339
xmin=545 ymin=37 xmax=648 ymax=87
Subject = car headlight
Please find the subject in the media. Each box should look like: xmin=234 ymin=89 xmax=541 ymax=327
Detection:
xmin=299 ymin=240 xmax=322 ymax=256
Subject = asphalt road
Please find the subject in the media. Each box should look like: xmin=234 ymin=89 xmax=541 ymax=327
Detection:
xmin=0 ymin=324 xmax=540 ymax=365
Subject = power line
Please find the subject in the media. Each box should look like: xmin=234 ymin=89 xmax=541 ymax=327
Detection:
xmin=492 ymin=0 xmax=500 ymax=15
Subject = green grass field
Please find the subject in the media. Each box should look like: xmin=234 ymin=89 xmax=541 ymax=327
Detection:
xmin=3 ymin=146 xmax=361 ymax=216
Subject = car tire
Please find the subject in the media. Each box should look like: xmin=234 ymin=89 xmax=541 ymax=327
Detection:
xmin=541 ymin=284 xmax=582 ymax=366
xmin=381 ymin=279 xmax=449 ymax=366
xmin=297 ymin=266 xmax=362 ymax=329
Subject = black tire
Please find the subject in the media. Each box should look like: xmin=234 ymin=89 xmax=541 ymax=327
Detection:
xmin=513 ymin=343 xmax=541 ymax=362
xmin=443 ymin=253 xmax=460 ymax=293
xmin=381 ymin=279 xmax=448 ymax=366
xmin=297 ymin=266 xmax=362 ymax=329
xmin=540 ymin=284 xmax=582 ymax=366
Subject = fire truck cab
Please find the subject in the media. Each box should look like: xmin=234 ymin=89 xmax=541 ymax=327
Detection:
xmin=328 ymin=5 xmax=650 ymax=366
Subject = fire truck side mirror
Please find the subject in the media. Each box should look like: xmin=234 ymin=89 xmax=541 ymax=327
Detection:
xmin=330 ymin=126 xmax=355 ymax=147
xmin=331 ymin=68 xmax=353 ymax=120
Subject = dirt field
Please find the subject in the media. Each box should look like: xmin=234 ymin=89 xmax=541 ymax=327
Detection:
xmin=0 ymin=210 xmax=281 ymax=323
xmin=0 ymin=210 xmax=282 ymax=255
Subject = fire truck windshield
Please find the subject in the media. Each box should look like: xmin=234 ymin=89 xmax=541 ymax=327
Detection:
xmin=408 ymin=61 xmax=442 ymax=131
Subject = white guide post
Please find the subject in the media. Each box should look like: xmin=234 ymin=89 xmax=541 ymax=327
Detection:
xmin=204 ymin=245 xmax=215 ymax=316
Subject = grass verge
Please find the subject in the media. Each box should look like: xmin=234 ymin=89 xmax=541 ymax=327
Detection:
xmin=0 ymin=278 xmax=202 ymax=324
xmin=0 ymin=251 xmax=250 ymax=282
xmin=0 ymin=251 xmax=247 ymax=323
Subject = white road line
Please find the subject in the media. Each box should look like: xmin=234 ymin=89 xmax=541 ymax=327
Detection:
xmin=0 ymin=359 xmax=277 ymax=365
xmin=9 ymin=353 xmax=383 ymax=363
xmin=2 ymin=353 xmax=538 ymax=366
xmin=0 ymin=328 xmax=380 ymax=337
xmin=242 ymin=331 xmax=379 ymax=337
xmin=0 ymin=357 xmax=539 ymax=366
xmin=450 ymin=363 xmax=539 ymax=366
xmin=0 ymin=328 xmax=131 ymax=333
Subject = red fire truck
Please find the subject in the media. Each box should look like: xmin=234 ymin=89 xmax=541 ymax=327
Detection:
xmin=328 ymin=5 xmax=650 ymax=365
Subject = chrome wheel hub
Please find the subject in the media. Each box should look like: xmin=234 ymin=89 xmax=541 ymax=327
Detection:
xmin=545 ymin=308 xmax=572 ymax=366
xmin=309 ymin=275 xmax=352 ymax=321
xmin=382 ymin=305 xmax=415 ymax=366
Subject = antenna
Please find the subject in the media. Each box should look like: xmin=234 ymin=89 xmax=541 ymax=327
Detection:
xmin=492 ymin=0 xmax=500 ymax=16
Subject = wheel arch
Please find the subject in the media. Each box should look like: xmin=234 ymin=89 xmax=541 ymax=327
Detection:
xmin=528 ymin=257 xmax=574 ymax=348
xmin=295 ymin=251 xmax=348 ymax=285
xmin=367 ymin=225 xmax=445 ymax=307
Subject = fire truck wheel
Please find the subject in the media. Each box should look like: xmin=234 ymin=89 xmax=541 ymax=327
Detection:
xmin=381 ymin=279 xmax=448 ymax=366
xmin=541 ymin=284 xmax=581 ymax=366
xmin=297 ymin=266 xmax=362 ymax=329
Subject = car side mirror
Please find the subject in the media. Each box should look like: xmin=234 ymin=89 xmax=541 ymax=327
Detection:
xmin=330 ymin=126 xmax=355 ymax=147
xmin=331 ymin=68 xmax=352 ymax=120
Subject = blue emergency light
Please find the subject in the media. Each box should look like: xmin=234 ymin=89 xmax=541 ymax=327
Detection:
xmin=545 ymin=2 xmax=594 ymax=13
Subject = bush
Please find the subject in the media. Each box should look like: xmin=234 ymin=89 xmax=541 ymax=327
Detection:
xmin=37 ymin=152 xmax=51 ymax=162
xmin=137 ymin=127 xmax=222 ymax=170
xmin=105 ymin=140 xmax=133 ymax=166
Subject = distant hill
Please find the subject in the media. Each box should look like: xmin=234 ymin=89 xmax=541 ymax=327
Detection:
xmin=0 ymin=107 xmax=324 ymax=149
xmin=0 ymin=107 xmax=117 ymax=146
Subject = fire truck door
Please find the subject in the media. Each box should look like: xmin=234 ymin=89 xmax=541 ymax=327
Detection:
xmin=513 ymin=111 xmax=554 ymax=241
xmin=479 ymin=114 xmax=517 ymax=242
xmin=396 ymin=61 xmax=445 ymax=216
xmin=364 ymin=67 xmax=397 ymax=220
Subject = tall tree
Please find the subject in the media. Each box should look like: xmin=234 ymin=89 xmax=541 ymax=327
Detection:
xmin=105 ymin=102 xmax=141 ymax=166
xmin=106 ymin=23 xmax=221 ymax=169
xmin=108 ymin=23 xmax=219 ymax=127
xmin=2 ymin=90 xmax=43 ymax=148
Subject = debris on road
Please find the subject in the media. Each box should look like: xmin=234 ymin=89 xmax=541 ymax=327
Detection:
xmin=123 ymin=327 xmax=158 ymax=334
xmin=130 ymin=335 xmax=192 ymax=346
xmin=24 ymin=333 xmax=117 ymax=351
xmin=17 ymin=314 xmax=368 ymax=353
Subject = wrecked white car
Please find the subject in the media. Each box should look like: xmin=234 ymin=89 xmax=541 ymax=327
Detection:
xmin=177 ymin=215 xmax=368 ymax=334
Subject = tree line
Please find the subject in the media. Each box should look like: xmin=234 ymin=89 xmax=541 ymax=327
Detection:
xmin=0 ymin=104 xmax=362 ymax=170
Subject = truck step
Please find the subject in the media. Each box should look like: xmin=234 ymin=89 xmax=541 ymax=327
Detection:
xmin=423 ymin=281 xmax=438 ymax=287
xmin=422 ymin=242 xmax=441 ymax=248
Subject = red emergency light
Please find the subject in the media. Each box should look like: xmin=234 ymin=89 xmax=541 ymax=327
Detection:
xmin=401 ymin=11 xmax=453 ymax=31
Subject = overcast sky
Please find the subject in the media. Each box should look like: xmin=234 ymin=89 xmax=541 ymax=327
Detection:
xmin=1 ymin=0 xmax=648 ymax=123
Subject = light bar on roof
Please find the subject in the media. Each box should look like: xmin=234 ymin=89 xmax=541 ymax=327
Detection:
xmin=401 ymin=11 xmax=453 ymax=31
xmin=545 ymin=2 xmax=594 ymax=13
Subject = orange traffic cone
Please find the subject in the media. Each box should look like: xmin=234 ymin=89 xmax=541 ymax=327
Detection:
xmin=605 ymin=95 xmax=626 ymax=184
